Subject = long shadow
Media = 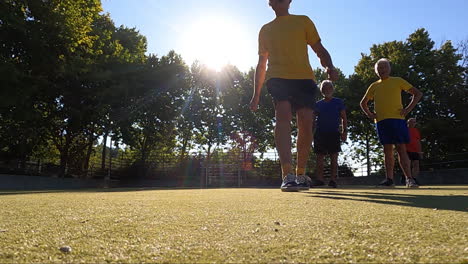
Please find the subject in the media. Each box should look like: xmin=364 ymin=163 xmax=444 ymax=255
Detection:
xmin=0 ymin=186 xmax=281 ymax=196
xmin=312 ymin=186 xmax=468 ymax=191
xmin=0 ymin=190 xmax=71 ymax=196
xmin=306 ymin=190 xmax=468 ymax=213
xmin=0 ymin=187 xmax=209 ymax=196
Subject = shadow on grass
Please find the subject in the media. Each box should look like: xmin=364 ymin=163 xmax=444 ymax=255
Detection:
xmin=312 ymin=186 xmax=468 ymax=191
xmin=306 ymin=190 xmax=468 ymax=213
xmin=0 ymin=186 xmax=286 ymax=196
xmin=0 ymin=187 xmax=208 ymax=196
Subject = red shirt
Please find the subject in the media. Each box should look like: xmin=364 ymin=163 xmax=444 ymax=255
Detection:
xmin=406 ymin=127 xmax=421 ymax=152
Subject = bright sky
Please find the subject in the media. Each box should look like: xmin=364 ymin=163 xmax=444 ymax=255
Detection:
xmin=102 ymin=0 xmax=468 ymax=75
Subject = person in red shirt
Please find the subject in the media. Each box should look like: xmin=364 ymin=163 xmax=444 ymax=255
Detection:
xmin=404 ymin=118 xmax=423 ymax=185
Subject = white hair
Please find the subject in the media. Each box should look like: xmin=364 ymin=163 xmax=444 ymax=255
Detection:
xmin=374 ymin=58 xmax=391 ymax=74
xmin=320 ymin=80 xmax=334 ymax=91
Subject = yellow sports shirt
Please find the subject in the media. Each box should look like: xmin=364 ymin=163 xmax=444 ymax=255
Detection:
xmin=258 ymin=15 xmax=320 ymax=81
xmin=364 ymin=77 xmax=413 ymax=122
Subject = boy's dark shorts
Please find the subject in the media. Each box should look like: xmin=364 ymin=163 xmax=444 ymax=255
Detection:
xmin=376 ymin=119 xmax=410 ymax=145
xmin=266 ymin=78 xmax=318 ymax=111
xmin=314 ymin=132 xmax=342 ymax=155
xmin=407 ymin=152 xmax=421 ymax=161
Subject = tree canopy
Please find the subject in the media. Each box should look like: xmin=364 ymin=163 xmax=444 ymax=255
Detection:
xmin=1 ymin=1 xmax=467 ymax=178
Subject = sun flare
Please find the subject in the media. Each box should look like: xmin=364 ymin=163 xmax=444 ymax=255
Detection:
xmin=181 ymin=16 xmax=252 ymax=71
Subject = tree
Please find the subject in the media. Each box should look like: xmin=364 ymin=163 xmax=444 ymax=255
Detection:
xmin=0 ymin=0 xmax=103 ymax=172
xmin=187 ymin=63 xmax=232 ymax=160
xmin=0 ymin=1 xmax=152 ymax=177
xmin=222 ymin=66 xmax=275 ymax=155
xmin=345 ymin=74 xmax=382 ymax=176
xmin=405 ymin=30 xmax=467 ymax=161
xmin=119 ymin=51 xmax=188 ymax=176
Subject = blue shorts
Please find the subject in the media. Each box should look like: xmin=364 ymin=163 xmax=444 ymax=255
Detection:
xmin=376 ymin=119 xmax=409 ymax=145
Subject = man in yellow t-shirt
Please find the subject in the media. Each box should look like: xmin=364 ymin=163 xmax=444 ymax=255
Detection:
xmin=249 ymin=0 xmax=338 ymax=192
xmin=360 ymin=58 xmax=423 ymax=188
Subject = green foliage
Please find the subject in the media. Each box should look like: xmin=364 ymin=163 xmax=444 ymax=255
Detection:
xmin=222 ymin=66 xmax=275 ymax=153
xmin=1 ymin=0 xmax=466 ymax=182
xmin=119 ymin=51 xmax=188 ymax=169
xmin=0 ymin=0 xmax=150 ymax=176
xmin=0 ymin=0 xmax=105 ymax=168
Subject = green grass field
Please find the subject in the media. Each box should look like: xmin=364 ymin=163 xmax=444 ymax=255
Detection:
xmin=1 ymin=186 xmax=467 ymax=263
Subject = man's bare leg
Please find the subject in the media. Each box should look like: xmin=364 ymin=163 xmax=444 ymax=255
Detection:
xmin=395 ymin=144 xmax=412 ymax=179
xmin=274 ymin=101 xmax=293 ymax=178
xmin=376 ymin=144 xmax=397 ymax=186
xmin=296 ymin=107 xmax=314 ymax=176
xmin=383 ymin=144 xmax=395 ymax=180
xmin=315 ymin=154 xmax=325 ymax=182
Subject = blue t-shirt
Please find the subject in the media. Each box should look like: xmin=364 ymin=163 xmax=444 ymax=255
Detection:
xmin=314 ymin=97 xmax=346 ymax=133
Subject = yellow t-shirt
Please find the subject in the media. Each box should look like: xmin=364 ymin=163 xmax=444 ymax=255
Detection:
xmin=258 ymin=15 xmax=320 ymax=81
xmin=364 ymin=77 xmax=413 ymax=122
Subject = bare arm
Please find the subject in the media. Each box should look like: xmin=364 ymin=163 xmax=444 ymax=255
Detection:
xmin=250 ymin=54 xmax=268 ymax=112
xmin=360 ymin=97 xmax=377 ymax=120
xmin=311 ymin=41 xmax=338 ymax=81
xmin=401 ymin=87 xmax=423 ymax=117
xmin=340 ymin=110 xmax=348 ymax=141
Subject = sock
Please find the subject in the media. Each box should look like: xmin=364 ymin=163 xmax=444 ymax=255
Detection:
xmin=281 ymin=163 xmax=293 ymax=178
xmin=296 ymin=167 xmax=305 ymax=176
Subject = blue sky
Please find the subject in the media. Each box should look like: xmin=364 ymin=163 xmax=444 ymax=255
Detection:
xmin=102 ymin=0 xmax=468 ymax=76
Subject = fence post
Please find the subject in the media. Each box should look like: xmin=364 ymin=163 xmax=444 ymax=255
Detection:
xmin=105 ymin=139 xmax=112 ymax=188
xmin=238 ymin=166 xmax=241 ymax=188
xmin=205 ymin=165 xmax=208 ymax=188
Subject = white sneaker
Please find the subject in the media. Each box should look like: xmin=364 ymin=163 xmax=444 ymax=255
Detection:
xmin=406 ymin=178 xmax=419 ymax=188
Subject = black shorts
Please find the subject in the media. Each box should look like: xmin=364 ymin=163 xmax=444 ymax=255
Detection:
xmin=407 ymin=152 xmax=421 ymax=161
xmin=266 ymin=78 xmax=318 ymax=111
xmin=314 ymin=132 xmax=342 ymax=155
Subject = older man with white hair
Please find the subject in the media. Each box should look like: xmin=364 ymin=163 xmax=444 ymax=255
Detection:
xmin=360 ymin=58 xmax=423 ymax=188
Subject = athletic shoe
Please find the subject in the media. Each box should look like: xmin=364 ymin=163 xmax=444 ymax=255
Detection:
xmin=296 ymin=175 xmax=310 ymax=191
xmin=310 ymin=179 xmax=326 ymax=187
xmin=328 ymin=180 xmax=337 ymax=188
xmin=377 ymin=178 xmax=394 ymax=187
xmin=406 ymin=177 xmax=419 ymax=188
xmin=281 ymin=174 xmax=299 ymax=192
xmin=413 ymin=177 xmax=421 ymax=186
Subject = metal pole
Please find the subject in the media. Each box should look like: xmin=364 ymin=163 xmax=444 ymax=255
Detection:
xmin=238 ymin=166 xmax=241 ymax=188
xmin=105 ymin=138 xmax=111 ymax=188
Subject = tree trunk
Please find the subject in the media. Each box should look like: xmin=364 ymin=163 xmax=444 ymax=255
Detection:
xmin=107 ymin=137 xmax=112 ymax=181
xmin=139 ymin=136 xmax=150 ymax=178
xmin=179 ymin=136 xmax=189 ymax=163
xmin=59 ymin=134 xmax=71 ymax=178
xmin=19 ymin=138 xmax=28 ymax=169
xmin=84 ymin=134 xmax=94 ymax=178
xmin=101 ymin=132 xmax=108 ymax=170
xmin=206 ymin=144 xmax=213 ymax=162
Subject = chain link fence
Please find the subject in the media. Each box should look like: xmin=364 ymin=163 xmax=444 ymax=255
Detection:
xmin=2 ymin=151 xmax=466 ymax=188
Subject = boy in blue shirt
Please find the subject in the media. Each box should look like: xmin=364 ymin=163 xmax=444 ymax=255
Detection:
xmin=312 ymin=80 xmax=347 ymax=187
